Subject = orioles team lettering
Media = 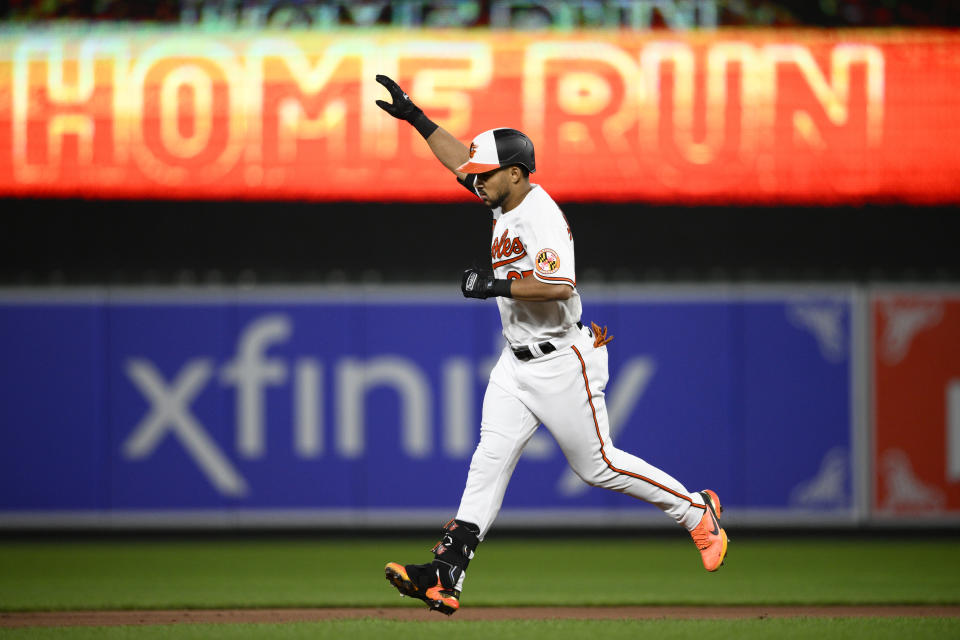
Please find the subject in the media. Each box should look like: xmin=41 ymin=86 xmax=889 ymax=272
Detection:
xmin=491 ymin=228 xmax=525 ymax=264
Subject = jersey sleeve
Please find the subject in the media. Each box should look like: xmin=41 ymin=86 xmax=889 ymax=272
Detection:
xmin=524 ymin=205 xmax=576 ymax=288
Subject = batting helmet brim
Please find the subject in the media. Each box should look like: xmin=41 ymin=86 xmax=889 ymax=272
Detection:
xmin=456 ymin=160 xmax=502 ymax=174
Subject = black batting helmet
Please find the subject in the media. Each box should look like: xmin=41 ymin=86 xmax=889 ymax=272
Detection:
xmin=456 ymin=128 xmax=536 ymax=174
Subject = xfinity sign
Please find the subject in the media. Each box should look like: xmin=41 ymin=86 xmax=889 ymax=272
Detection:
xmin=121 ymin=313 xmax=655 ymax=498
xmin=0 ymin=288 xmax=855 ymax=520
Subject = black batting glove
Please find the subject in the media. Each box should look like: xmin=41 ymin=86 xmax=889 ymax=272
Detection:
xmin=462 ymin=268 xmax=494 ymax=299
xmin=462 ymin=268 xmax=512 ymax=299
xmin=375 ymin=74 xmax=423 ymax=122
xmin=375 ymin=74 xmax=438 ymax=139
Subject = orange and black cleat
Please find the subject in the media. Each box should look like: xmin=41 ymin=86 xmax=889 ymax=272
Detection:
xmin=690 ymin=489 xmax=729 ymax=572
xmin=384 ymin=562 xmax=461 ymax=615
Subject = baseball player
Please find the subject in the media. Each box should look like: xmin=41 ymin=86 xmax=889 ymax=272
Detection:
xmin=375 ymin=74 xmax=728 ymax=615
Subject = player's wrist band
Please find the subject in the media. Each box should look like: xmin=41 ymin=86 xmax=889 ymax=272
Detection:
xmin=409 ymin=110 xmax=439 ymax=139
xmin=491 ymin=279 xmax=512 ymax=298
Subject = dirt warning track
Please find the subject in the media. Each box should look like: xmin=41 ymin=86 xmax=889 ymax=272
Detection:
xmin=2 ymin=606 xmax=959 ymax=627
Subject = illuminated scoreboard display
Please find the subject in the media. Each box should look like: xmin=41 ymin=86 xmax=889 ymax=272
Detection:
xmin=0 ymin=29 xmax=957 ymax=203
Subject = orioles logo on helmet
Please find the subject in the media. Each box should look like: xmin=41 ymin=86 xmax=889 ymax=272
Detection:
xmin=468 ymin=142 xmax=477 ymax=158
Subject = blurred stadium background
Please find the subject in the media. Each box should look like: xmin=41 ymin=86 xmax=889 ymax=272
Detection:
xmin=1 ymin=0 xmax=959 ymax=535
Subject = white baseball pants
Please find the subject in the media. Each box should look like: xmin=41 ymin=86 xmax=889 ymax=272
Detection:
xmin=456 ymin=327 xmax=706 ymax=539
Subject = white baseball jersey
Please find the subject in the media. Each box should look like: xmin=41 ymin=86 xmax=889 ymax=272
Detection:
xmin=454 ymin=171 xmax=707 ymax=547
xmin=461 ymin=177 xmax=581 ymax=346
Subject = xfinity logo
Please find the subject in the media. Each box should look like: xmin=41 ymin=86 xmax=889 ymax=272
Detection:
xmin=122 ymin=314 xmax=654 ymax=497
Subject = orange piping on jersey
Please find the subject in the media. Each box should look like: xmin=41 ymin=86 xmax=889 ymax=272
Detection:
xmin=571 ymin=344 xmax=703 ymax=510
xmin=535 ymin=273 xmax=576 ymax=286
xmin=492 ymin=251 xmax=528 ymax=270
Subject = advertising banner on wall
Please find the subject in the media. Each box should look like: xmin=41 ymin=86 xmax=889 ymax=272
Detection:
xmin=871 ymin=290 xmax=960 ymax=521
xmin=0 ymin=287 xmax=856 ymax=527
xmin=0 ymin=29 xmax=958 ymax=204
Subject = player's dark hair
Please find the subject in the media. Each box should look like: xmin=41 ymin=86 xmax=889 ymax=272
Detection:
xmin=512 ymin=165 xmax=530 ymax=179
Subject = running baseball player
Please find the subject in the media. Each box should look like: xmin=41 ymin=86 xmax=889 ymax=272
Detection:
xmin=375 ymin=74 xmax=728 ymax=616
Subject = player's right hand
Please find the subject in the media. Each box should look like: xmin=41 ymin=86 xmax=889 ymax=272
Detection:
xmin=375 ymin=74 xmax=422 ymax=122
xmin=461 ymin=268 xmax=496 ymax=299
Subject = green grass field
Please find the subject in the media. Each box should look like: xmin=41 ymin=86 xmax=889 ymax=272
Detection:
xmin=1 ymin=536 xmax=958 ymax=638
xmin=2 ymin=619 xmax=959 ymax=640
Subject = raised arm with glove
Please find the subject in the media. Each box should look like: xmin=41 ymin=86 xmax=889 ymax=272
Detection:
xmin=374 ymin=74 xmax=470 ymax=177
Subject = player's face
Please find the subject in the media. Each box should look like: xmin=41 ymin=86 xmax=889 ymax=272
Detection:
xmin=475 ymin=167 xmax=510 ymax=209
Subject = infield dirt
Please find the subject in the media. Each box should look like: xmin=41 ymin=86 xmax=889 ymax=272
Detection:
xmin=2 ymin=606 xmax=960 ymax=628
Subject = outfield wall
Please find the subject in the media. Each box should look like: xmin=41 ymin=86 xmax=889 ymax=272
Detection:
xmin=1 ymin=284 xmax=955 ymax=529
